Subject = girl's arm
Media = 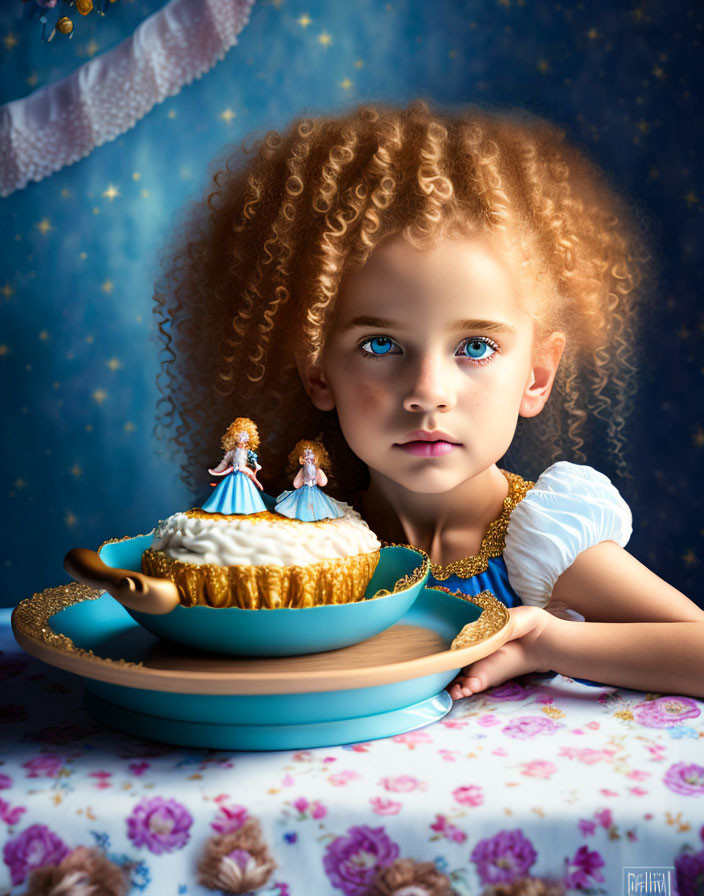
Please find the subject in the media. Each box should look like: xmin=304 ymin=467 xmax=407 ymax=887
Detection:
xmin=292 ymin=468 xmax=305 ymax=488
xmin=449 ymin=541 xmax=704 ymax=700
xmin=208 ymin=453 xmax=233 ymax=476
xmin=315 ymin=468 xmax=328 ymax=487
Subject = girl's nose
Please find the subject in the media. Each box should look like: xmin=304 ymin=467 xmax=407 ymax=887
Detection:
xmin=402 ymin=354 xmax=457 ymax=413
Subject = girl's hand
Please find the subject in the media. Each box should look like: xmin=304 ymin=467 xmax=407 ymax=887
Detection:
xmin=446 ymin=605 xmax=555 ymax=700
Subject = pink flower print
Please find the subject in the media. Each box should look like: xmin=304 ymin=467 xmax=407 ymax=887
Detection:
xmin=329 ymin=770 xmax=360 ymax=787
xmin=502 ymin=716 xmax=562 ymax=739
xmin=311 ymin=801 xmax=326 ymax=819
xmin=378 ymin=775 xmax=420 ymax=793
xmin=564 ymin=845 xmax=606 ymax=889
xmin=646 ymin=744 xmax=667 ymax=761
xmin=489 ymin=681 xmax=531 ymax=701
xmin=578 ymin=819 xmax=596 ymax=836
xmin=626 ymin=769 xmax=650 ymax=781
xmin=293 ymin=797 xmax=309 ymax=814
xmin=127 ymin=796 xmax=193 ymax=853
xmin=323 ymin=825 xmax=399 ymax=896
xmin=0 ymin=704 xmax=29 ymax=724
xmin=282 ymin=774 xmax=295 ymax=787
xmin=323 ymin=756 xmax=337 ymax=763
xmin=634 ymin=696 xmax=701 ymax=728
xmin=470 ymin=828 xmax=537 ymax=885
xmin=370 ymin=797 xmax=402 ymax=815
xmin=586 ymin=721 xmax=600 ymax=730
xmin=431 ymin=814 xmax=467 ymax=843
xmin=558 ymin=746 xmax=612 ymax=764
xmin=600 ymin=789 xmax=619 ymax=797
xmin=594 ymin=809 xmax=612 ymax=829
xmin=392 ymin=731 xmax=432 ymax=748
xmin=0 ymin=798 xmax=26 ymax=825
xmin=520 ymin=759 xmax=556 ymax=779
xmin=630 ymin=787 xmax=649 ymax=796
xmin=128 ymin=761 xmax=149 ymax=776
xmin=212 ymin=803 xmax=248 ymax=834
xmin=664 ymin=762 xmax=704 ymax=797
xmin=3 ymin=824 xmax=69 ymax=886
xmin=452 ymin=785 xmax=484 ymax=807
xmin=536 ymin=695 xmax=554 ymax=704
xmin=440 ymin=718 xmax=468 ymax=729
xmin=90 ymin=771 xmax=112 ymax=789
xmin=22 ymin=754 xmax=63 ymax=778
xmin=292 ymin=797 xmax=326 ymax=819
xmin=492 ymin=747 xmax=508 ymax=757
xmin=438 ymin=749 xmax=459 ymax=761
xmin=477 ymin=714 xmax=502 ymax=727
xmin=0 ymin=773 xmax=11 ymax=789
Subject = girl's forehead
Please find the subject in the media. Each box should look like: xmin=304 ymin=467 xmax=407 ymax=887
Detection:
xmin=334 ymin=237 xmax=527 ymax=330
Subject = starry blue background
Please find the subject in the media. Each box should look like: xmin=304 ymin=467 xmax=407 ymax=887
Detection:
xmin=1 ymin=0 xmax=702 ymax=608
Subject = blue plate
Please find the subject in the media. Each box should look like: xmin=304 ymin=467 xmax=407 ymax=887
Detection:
xmin=99 ymin=536 xmax=429 ymax=657
xmin=42 ymin=585 xmax=495 ymax=750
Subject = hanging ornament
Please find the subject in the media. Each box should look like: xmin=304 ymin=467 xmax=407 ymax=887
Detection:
xmin=56 ymin=16 xmax=73 ymax=33
xmin=76 ymin=0 xmax=93 ymax=13
xmin=21 ymin=0 xmax=119 ymax=42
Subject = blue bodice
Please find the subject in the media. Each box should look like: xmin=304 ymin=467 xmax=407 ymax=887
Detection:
xmin=427 ymin=554 xmax=524 ymax=609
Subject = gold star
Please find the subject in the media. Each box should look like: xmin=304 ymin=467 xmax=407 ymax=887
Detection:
xmin=70 ymin=464 xmax=83 ymax=478
xmin=103 ymin=184 xmax=120 ymax=200
xmin=14 ymin=478 xmax=26 ymax=490
xmin=220 ymin=107 xmax=236 ymax=123
xmin=648 ymin=166 xmax=660 ymax=181
xmin=683 ymin=550 xmax=698 ymax=568
xmin=60 ymin=188 xmax=71 ymax=199
xmin=93 ymin=207 xmax=100 ymax=215
xmin=586 ymin=27 xmax=599 ymax=40
xmin=141 ymin=189 xmax=149 ymax=198
xmin=106 ymin=357 xmax=122 ymax=371
xmin=124 ymin=421 xmax=136 ymax=433
xmin=36 ymin=218 xmax=53 ymax=234
xmin=101 ymin=280 xmax=114 ymax=294
xmin=85 ymin=39 xmax=99 ymax=57
xmin=132 ymin=171 xmax=141 ymax=181
xmin=652 ymin=64 xmax=665 ymax=79
xmin=92 ymin=388 xmax=108 ymax=405
xmin=1 ymin=283 xmax=14 ymax=299
xmin=3 ymin=32 xmax=18 ymax=50
xmin=52 ymin=381 xmax=60 ymax=390
xmin=0 ymin=345 xmax=9 ymax=357
xmin=354 ymin=59 xmax=364 ymax=68
xmin=38 ymin=330 xmax=50 ymax=341
xmin=693 ymin=426 xmax=704 ymax=447
xmin=297 ymin=13 xmax=312 ymax=27
xmin=339 ymin=78 xmax=353 ymax=90
xmin=317 ymin=31 xmax=332 ymax=47
xmin=79 ymin=252 xmax=87 ymax=260
xmin=678 ymin=326 xmax=690 ymax=340
xmin=636 ymin=119 xmax=651 ymax=134
xmin=86 ymin=335 xmax=94 ymax=344
xmin=631 ymin=6 xmax=645 ymax=22
xmin=168 ymin=109 xmax=177 ymax=119
xmin=537 ymin=59 xmax=549 ymax=74
xmin=685 ymin=191 xmax=699 ymax=208
xmin=27 ymin=73 xmax=39 ymax=88
xmin=65 ymin=512 xmax=77 ymax=528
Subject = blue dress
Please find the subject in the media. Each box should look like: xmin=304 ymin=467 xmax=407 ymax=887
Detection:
xmin=422 ymin=463 xmax=633 ymax=687
xmin=201 ymin=447 xmax=267 ymax=515
xmin=275 ymin=462 xmax=345 ymax=522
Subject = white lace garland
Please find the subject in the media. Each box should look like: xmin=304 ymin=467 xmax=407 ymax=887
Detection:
xmin=0 ymin=0 xmax=255 ymax=197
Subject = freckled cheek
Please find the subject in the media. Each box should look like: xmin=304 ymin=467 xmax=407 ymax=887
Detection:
xmin=352 ymin=380 xmax=388 ymax=413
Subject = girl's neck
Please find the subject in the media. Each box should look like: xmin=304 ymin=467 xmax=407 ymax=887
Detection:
xmin=357 ymin=464 xmax=510 ymax=563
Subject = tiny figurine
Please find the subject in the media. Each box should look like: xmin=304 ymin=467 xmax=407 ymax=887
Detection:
xmin=275 ymin=439 xmax=345 ymax=522
xmin=200 ymin=417 xmax=267 ymax=515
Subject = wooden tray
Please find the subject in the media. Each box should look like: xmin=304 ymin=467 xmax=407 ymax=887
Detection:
xmin=12 ymin=582 xmax=512 ymax=750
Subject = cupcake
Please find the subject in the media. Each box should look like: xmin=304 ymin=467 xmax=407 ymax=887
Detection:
xmin=141 ymin=504 xmax=381 ymax=609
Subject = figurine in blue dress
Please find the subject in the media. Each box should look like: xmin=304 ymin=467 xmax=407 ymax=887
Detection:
xmin=201 ymin=417 xmax=267 ymax=515
xmin=275 ymin=439 xmax=345 ymax=522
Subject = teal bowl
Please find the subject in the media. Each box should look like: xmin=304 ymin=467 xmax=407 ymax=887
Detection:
xmin=98 ymin=536 xmax=429 ymax=657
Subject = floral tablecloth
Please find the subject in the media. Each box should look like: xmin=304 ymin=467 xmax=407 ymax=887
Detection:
xmin=1 ymin=607 xmax=703 ymax=896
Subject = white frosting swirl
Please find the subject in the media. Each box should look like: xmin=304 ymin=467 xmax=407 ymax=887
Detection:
xmin=150 ymin=503 xmax=381 ymax=567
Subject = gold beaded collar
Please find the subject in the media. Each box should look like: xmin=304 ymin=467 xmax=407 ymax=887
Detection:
xmin=427 ymin=468 xmax=534 ymax=581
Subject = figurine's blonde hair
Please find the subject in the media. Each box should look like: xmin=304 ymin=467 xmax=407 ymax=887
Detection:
xmin=221 ymin=417 xmax=260 ymax=452
xmin=155 ymin=98 xmax=655 ymax=498
xmin=286 ymin=438 xmax=332 ymax=479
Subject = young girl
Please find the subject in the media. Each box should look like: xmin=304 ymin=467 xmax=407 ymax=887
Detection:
xmin=154 ymin=98 xmax=704 ymax=700
xmin=201 ymin=416 xmax=266 ymax=515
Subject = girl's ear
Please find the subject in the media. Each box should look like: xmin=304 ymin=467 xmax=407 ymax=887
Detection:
xmin=519 ymin=331 xmax=566 ymax=418
xmin=294 ymin=350 xmax=336 ymax=412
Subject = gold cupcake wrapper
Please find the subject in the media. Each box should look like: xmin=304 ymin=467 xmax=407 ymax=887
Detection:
xmin=141 ymin=548 xmax=382 ymax=609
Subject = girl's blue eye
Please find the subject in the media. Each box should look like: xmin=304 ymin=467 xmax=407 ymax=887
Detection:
xmin=457 ymin=337 xmax=497 ymax=361
xmin=360 ymin=336 xmax=398 ymax=356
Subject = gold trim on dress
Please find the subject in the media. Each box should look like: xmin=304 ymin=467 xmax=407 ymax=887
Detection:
xmin=429 ymin=469 xmax=534 ymax=580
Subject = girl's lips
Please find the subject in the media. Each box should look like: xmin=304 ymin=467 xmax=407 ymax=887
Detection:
xmin=395 ymin=440 xmax=458 ymax=457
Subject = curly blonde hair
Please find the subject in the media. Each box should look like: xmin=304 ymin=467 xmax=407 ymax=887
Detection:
xmin=286 ymin=438 xmax=332 ymax=479
xmin=155 ymin=98 xmax=655 ymax=498
xmin=221 ymin=417 xmax=260 ymax=452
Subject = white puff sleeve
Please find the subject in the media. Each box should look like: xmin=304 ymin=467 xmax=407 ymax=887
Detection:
xmin=503 ymin=461 xmax=633 ymax=622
